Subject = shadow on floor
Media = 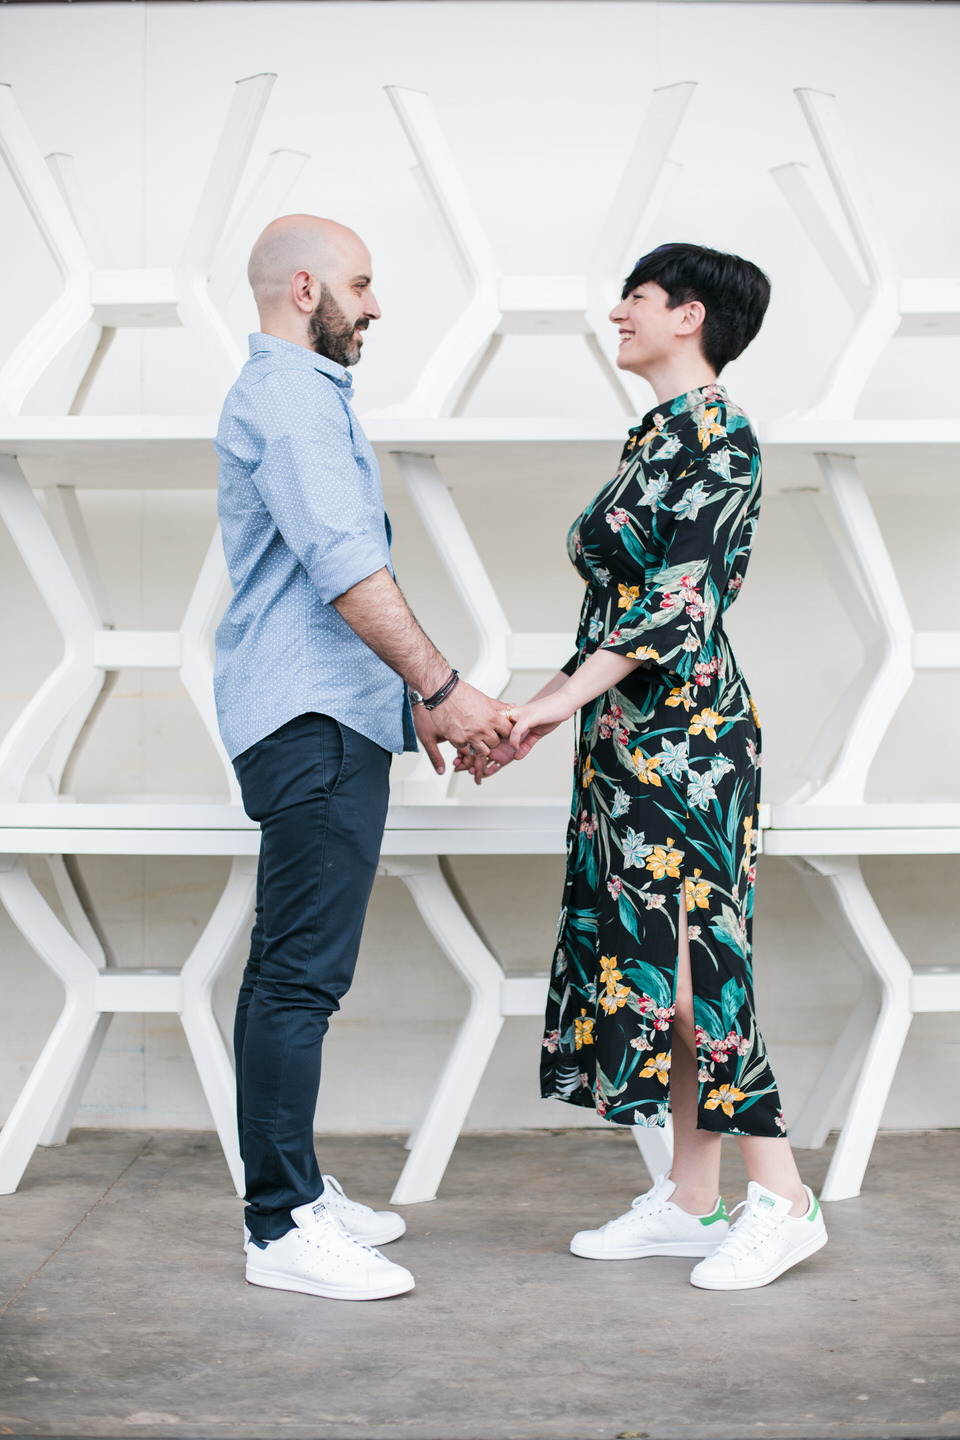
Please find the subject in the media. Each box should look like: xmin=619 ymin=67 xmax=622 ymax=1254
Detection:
xmin=0 ymin=1128 xmax=958 ymax=1440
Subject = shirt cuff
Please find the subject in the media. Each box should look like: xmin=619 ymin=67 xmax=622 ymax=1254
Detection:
xmin=309 ymin=536 xmax=391 ymax=605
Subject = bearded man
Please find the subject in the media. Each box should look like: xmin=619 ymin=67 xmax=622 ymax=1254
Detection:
xmin=214 ymin=215 xmax=511 ymax=1301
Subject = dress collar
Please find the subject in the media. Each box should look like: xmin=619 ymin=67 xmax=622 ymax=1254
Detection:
xmin=633 ymin=382 xmax=728 ymax=433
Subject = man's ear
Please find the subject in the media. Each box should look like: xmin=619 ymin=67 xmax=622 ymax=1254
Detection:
xmin=290 ymin=269 xmax=317 ymax=315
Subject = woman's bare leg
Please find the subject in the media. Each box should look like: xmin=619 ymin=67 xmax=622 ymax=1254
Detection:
xmin=735 ymin=1136 xmax=807 ymax=1214
xmin=668 ymin=896 xmax=722 ymax=1214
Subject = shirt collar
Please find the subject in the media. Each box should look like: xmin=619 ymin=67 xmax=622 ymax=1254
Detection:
xmin=248 ymin=331 xmax=354 ymax=392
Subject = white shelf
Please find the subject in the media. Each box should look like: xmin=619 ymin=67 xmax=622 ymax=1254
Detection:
xmin=2 ymin=415 xmax=960 ymax=494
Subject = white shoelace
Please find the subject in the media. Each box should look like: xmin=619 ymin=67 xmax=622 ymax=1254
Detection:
xmin=719 ymin=1199 xmax=784 ymax=1259
xmin=602 ymin=1188 xmax=667 ymax=1231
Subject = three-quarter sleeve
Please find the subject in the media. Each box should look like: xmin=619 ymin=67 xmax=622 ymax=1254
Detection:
xmin=599 ymin=406 xmax=759 ymax=680
xmin=231 ymin=369 xmax=391 ymax=605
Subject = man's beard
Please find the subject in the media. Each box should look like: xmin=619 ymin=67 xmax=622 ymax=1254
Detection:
xmin=308 ymin=284 xmax=368 ymax=366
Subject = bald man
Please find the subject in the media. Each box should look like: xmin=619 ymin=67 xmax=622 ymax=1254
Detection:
xmin=214 ymin=216 xmax=511 ymax=1301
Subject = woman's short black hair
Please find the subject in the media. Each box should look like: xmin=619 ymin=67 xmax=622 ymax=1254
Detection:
xmin=621 ymin=243 xmax=771 ymax=374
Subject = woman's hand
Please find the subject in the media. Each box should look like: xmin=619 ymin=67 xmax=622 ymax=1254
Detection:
xmin=453 ymin=738 xmax=517 ymax=785
xmin=509 ymin=688 xmax=577 ymax=759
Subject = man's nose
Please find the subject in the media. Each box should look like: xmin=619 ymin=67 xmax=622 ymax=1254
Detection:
xmin=365 ymin=291 xmax=382 ymax=320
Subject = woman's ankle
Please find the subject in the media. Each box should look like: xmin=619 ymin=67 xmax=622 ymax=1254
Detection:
xmin=668 ymin=1178 xmax=721 ymax=1216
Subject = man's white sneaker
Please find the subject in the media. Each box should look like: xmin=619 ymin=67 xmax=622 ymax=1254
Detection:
xmin=689 ymin=1182 xmax=827 ymax=1290
xmin=570 ymin=1173 xmax=729 ymax=1260
xmin=317 ymin=1174 xmax=406 ymax=1245
xmin=243 ymin=1173 xmax=405 ymax=1251
xmin=245 ymin=1200 xmax=415 ymax=1301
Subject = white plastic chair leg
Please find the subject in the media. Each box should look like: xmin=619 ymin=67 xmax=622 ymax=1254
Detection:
xmin=38 ymin=1011 xmax=113 ymax=1147
xmin=179 ymin=856 xmax=257 ymax=1196
xmin=790 ymin=987 xmax=878 ymax=1152
xmin=0 ymin=856 xmax=101 ymax=1193
xmin=789 ymin=855 xmax=884 ymax=1149
xmin=805 ymin=454 xmax=915 ymax=807
xmin=796 ymin=857 xmax=914 ymax=1201
xmin=382 ymin=857 xmax=505 ymax=1204
xmin=0 ymin=459 xmax=100 ymax=801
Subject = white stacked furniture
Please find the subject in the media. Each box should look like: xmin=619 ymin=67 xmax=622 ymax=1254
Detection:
xmin=762 ymin=89 xmax=960 ymax=1201
xmin=0 ymin=76 xmax=697 ymax=1205
xmin=1 ymin=78 xmax=956 ymax=1211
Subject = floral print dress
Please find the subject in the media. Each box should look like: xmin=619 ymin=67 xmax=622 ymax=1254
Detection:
xmin=541 ymin=384 xmax=785 ymax=1137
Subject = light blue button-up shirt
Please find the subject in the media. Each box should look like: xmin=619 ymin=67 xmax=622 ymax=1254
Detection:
xmin=214 ymin=332 xmax=417 ymax=761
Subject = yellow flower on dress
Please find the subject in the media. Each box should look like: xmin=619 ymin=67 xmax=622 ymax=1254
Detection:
xmin=600 ymin=983 xmax=631 ymax=1015
xmin=685 ymin=868 xmax=712 ymax=911
xmin=704 ymin=1084 xmax=746 ymax=1117
xmin=749 ymin=695 xmax=761 ymax=727
xmin=618 ymin=583 xmax=641 ymax=610
xmin=639 ymin=1051 xmax=671 ymax=1085
xmin=626 ymin=645 xmax=661 ymax=663
xmin=697 ymin=407 xmax=723 ymax=450
xmin=646 ymin=837 xmax=683 ymax=879
xmin=632 ymin=751 xmax=662 ymax=787
xmin=600 ymin=954 xmax=622 ymax=990
xmin=689 ymin=708 xmax=725 ymax=741
xmin=665 ymin=684 xmax=695 ymax=711
xmin=742 ymin=815 xmax=755 ymax=873
xmin=574 ymin=1010 xmax=595 ymax=1049
xmin=582 ymin=757 xmax=596 ymax=788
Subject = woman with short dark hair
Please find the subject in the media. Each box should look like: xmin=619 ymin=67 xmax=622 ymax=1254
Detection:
xmin=481 ymin=243 xmax=826 ymax=1290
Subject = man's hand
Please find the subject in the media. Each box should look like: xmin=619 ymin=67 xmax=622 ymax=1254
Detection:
xmin=413 ymin=705 xmax=447 ymax=775
xmin=428 ymin=680 xmax=513 ymax=758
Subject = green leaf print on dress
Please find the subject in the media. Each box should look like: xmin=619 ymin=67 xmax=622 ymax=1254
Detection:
xmin=540 ymin=384 xmax=786 ymax=1138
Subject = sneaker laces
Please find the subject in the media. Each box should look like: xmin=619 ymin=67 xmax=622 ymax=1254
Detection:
xmin=304 ymin=1202 xmax=375 ymax=1251
xmin=719 ymin=1198 xmax=784 ymax=1260
xmin=302 ymin=1212 xmax=381 ymax=1266
xmin=602 ymin=1183 xmax=668 ymax=1231
xmin=321 ymin=1175 xmax=375 ymax=1219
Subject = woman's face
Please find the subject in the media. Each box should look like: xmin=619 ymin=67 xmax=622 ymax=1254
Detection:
xmin=610 ymin=280 xmax=692 ymax=377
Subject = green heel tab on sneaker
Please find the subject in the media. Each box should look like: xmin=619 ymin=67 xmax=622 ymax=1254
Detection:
xmin=699 ymin=1197 xmax=729 ymax=1226
xmin=807 ymin=1194 xmax=820 ymax=1222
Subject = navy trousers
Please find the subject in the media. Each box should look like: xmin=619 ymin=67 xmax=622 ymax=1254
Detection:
xmin=232 ymin=712 xmax=391 ymax=1242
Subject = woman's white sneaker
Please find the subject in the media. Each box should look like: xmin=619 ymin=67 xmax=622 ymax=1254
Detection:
xmin=689 ymin=1182 xmax=827 ymax=1290
xmin=570 ymin=1174 xmax=729 ymax=1259
xmin=245 ymin=1201 xmax=415 ymax=1301
xmin=243 ymin=1173 xmax=405 ymax=1251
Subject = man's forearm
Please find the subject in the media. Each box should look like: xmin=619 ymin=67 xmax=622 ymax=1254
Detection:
xmin=333 ymin=568 xmax=452 ymax=696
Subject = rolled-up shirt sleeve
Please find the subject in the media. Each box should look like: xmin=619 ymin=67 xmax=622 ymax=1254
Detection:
xmin=231 ymin=368 xmax=390 ymax=605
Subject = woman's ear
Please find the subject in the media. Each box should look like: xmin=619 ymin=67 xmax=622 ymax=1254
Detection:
xmin=677 ymin=299 xmax=706 ymax=337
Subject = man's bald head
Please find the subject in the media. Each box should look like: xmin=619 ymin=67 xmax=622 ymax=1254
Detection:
xmin=248 ymin=215 xmax=366 ymax=308
xmin=248 ymin=214 xmax=381 ymax=364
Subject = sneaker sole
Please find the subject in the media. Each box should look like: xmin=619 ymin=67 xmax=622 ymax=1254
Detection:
xmin=689 ymin=1228 xmax=828 ymax=1291
xmin=570 ymin=1237 xmax=726 ymax=1260
xmin=245 ymin=1266 xmax=415 ymax=1301
xmin=361 ymin=1216 xmax=406 ymax=1246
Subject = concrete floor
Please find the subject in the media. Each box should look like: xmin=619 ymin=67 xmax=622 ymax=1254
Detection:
xmin=0 ymin=1129 xmax=958 ymax=1440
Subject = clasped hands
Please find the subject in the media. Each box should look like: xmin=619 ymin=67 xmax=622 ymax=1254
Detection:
xmin=413 ymin=677 xmax=575 ymax=784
